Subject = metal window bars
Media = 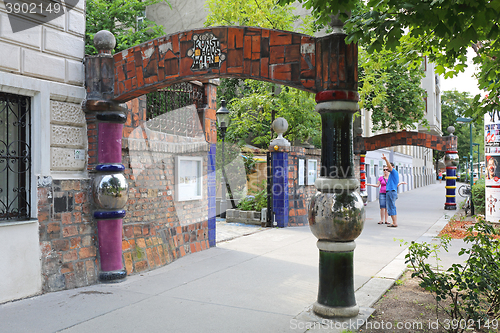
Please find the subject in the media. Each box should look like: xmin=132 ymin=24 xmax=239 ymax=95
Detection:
xmin=146 ymin=82 xmax=205 ymax=136
xmin=0 ymin=92 xmax=31 ymax=221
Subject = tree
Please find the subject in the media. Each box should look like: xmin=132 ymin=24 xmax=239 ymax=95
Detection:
xmin=204 ymin=0 xmax=320 ymax=148
xmin=226 ymin=81 xmax=320 ymax=148
xmin=278 ymin=0 xmax=500 ymax=118
xmin=85 ymin=0 xmax=170 ymax=55
xmin=359 ymin=39 xmax=426 ymax=132
xmin=439 ymin=90 xmax=483 ymax=173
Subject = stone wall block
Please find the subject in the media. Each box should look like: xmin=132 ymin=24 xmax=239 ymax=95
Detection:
xmin=51 ymin=101 xmax=86 ymax=126
xmin=68 ymin=10 xmax=85 ymax=36
xmin=51 ymin=125 xmax=86 ymax=148
xmin=0 ymin=42 xmax=20 ymax=72
xmin=43 ymin=27 xmax=85 ymax=59
xmin=51 ymin=148 xmax=86 ymax=171
xmin=0 ymin=13 xmax=42 ymax=48
xmin=23 ymin=49 xmax=65 ymax=82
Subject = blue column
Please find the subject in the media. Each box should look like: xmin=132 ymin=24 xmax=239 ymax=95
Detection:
xmin=272 ymin=151 xmax=289 ymax=228
xmin=208 ymin=144 xmax=217 ymax=246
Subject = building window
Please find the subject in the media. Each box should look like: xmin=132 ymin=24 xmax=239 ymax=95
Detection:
xmin=0 ymin=92 xmax=31 ymax=221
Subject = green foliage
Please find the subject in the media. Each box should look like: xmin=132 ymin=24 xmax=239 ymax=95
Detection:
xmin=226 ymin=81 xmax=320 ymax=148
xmin=85 ymin=0 xmax=169 ymax=55
xmin=344 ymin=0 xmax=500 ymax=118
xmin=205 ymin=0 xmax=299 ymax=31
xmin=405 ymin=220 xmax=500 ymax=332
xmin=237 ymin=180 xmax=267 ymax=211
xmin=472 ymin=178 xmax=485 ymax=215
xmin=359 ymin=40 xmax=427 ymax=132
xmin=242 ymin=153 xmax=257 ymax=181
xmin=205 ymin=0 xmax=320 ymax=148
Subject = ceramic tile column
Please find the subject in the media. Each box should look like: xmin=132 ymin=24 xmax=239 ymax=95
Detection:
xmin=308 ymin=25 xmax=365 ymax=318
xmin=84 ymin=30 xmax=128 ymax=282
xmin=444 ymin=127 xmax=458 ymax=210
xmin=269 ymin=117 xmax=291 ymax=228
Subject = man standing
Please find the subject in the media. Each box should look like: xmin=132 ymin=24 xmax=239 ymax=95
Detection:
xmin=382 ymin=154 xmax=399 ymax=227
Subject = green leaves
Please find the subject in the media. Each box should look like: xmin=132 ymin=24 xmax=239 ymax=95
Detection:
xmin=406 ymin=220 xmax=500 ymax=331
xmin=359 ymin=41 xmax=427 ymax=132
xmin=224 ymin=80 xmax=320 ymax=148
xmin=85 ymin=0 xmax=168 ymax=55
xmin=205 ymin=0 xmax=320 ymax=148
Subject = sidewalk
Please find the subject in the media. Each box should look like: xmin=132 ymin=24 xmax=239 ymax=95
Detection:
xmin=0 ymin=183 xmax=467 ymax=333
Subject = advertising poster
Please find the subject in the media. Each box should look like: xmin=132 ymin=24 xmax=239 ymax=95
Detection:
xmin=484 ymin=112 xmax=500 ymax=223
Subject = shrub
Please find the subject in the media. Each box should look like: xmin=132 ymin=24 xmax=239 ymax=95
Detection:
xmin=472 ymin=178 xmax=485 ymax=215
xmin=236 ymin=180 xmax=267 ymax=211
xmin=405 ymin=220 xmax=500 ymax=333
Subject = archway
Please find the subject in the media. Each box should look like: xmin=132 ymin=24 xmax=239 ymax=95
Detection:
xmin=354 ymin=130 xmax=458 ymax=210
xmin=85 ymin=25 xmax=363 ymax=318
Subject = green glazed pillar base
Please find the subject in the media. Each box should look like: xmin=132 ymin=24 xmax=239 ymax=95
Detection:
xmin=313 ymin=240 xmax=359 ymax=318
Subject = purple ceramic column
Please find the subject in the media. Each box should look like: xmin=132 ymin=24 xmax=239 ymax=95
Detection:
xmin=86 ymin=30 xmax=129 ymax=282
xmin=98 ymin=123 xmax=124 ymax=163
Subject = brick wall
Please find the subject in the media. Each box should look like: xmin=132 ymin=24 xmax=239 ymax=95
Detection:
xmin=40 ymin=86 xmax=215 ymax=291
xmin=38 ymin=178 xmax=97 ymax=292
xmin=118 ymin=93 xmax=211 ymax=275
xmin=287 ymin=147 xmax=321 ymax=226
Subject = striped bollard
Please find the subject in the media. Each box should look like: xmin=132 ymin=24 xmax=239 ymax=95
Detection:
xmin=359 ymin=154 xmax=368 ymax=204
xmin=444 ymin=150 xmax=459 ymax=210
xmin=444 ymin=127 xmax=458 ymax=210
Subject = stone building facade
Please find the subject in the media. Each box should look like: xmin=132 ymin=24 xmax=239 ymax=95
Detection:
xmin=0 ymin=2 xmax=86 ymax=302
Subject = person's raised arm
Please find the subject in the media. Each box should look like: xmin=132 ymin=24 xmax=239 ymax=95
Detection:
xmin=382 ymin=154 xmax=393 ymax=172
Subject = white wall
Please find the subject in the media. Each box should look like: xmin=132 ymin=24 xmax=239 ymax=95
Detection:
xmin=0 ymin=221 xmax=41 ymax=303
xmin=0 ymin=2 xmax=86 ymax=302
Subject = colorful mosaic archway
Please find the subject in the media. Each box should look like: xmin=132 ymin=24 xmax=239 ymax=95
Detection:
xmin=354 ymin=130 xmax=456 ymax=153
xmin=354 ymin=130 xmax=458 ymax=210
xmin=103 ymin=27 xmax=357 ymax=102
xmin=85 ymin=26 xmax=363 ymax=318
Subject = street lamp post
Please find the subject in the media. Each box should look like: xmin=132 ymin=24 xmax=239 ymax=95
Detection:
xmin=216 ymin=99 xmax=231 ymax=218
xmin=473 ymin=143 xmax=480 ymax=178
xmin=456 ymin=117 xmax=474 ymax=215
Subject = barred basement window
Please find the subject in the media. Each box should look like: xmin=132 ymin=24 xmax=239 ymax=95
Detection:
xmin=146 ymin=82 xmax=205 ymax=135
xmin=0 ymin=92 xmax=32 ymax=221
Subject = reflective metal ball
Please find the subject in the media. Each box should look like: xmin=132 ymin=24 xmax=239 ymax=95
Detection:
xmin=445 ymin=153 xmax=459 ymax=167
xmin=309 ymin=190 xmax=365 ymax=241
xmin=92 ymin=173 xmax=129 ymax=210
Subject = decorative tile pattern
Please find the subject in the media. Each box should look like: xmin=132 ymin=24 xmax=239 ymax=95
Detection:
xmin=355 ymin=130 xmax=457 ymax=153
xmin=110 ymin=27 xmax=357 ymax=102
xmin=272 ymin=152 xmax=289 ymax=228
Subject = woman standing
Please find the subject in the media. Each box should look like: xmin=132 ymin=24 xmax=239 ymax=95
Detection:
xmin=367 ymin=168 xmax=390 ymax=224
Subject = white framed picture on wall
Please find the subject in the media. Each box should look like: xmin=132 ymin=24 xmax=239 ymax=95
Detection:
xmin=307 ymin=159 xmax=317 ymax=185
xmin=175 ymin=156 xmax=203 ymax=201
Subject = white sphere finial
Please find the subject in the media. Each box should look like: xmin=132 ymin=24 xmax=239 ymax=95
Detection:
xmin=270 ymin=117 xmax=290 ymax=148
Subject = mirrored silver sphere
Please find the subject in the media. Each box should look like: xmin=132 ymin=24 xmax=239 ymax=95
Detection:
xmin=309 ymin=190 xmax=365 ymax=241
xmin=93 ymin=174 xmax=129 ymax=210
xmin=445 ymin=153 xmax=459 ymax=167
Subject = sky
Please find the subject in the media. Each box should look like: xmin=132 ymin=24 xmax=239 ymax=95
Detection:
xmin=440 ymin=48 xmax=483 ymax=97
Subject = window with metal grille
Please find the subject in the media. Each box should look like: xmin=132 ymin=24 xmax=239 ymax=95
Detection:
xmin=146 ymin=82 xmax=205 ymax=136
xmin=0 ymin=92 xmax=32 ymax=221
